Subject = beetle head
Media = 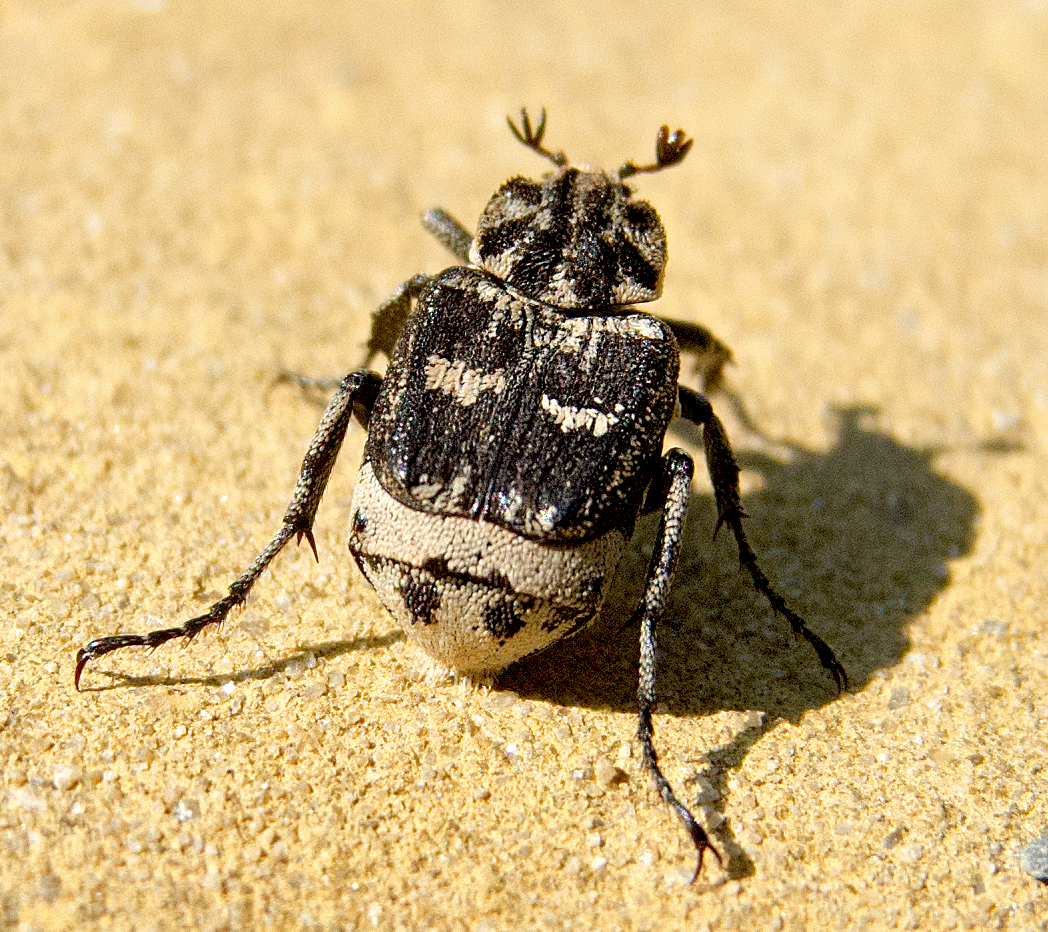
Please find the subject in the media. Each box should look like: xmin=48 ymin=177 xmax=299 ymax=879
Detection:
xmin=468 ymin=112 xmax=692 ymax=311
xmin=470 ymin=170 xmax=667 ymax=309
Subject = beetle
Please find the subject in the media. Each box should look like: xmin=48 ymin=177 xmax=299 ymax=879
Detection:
xmin=75 ymin=109 xmax=846 ymax=879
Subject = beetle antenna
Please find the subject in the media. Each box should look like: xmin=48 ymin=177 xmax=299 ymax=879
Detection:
xmin=619 ymin=125 xmax=693 ymax=179
xmin=507 ymin=107 xmax=568 ymax=167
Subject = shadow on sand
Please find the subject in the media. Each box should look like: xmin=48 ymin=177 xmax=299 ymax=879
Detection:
xmin=81 ymin=403 xmax=979 ymax=878
xmin=497 ymin=404 xmax=979 ymax=877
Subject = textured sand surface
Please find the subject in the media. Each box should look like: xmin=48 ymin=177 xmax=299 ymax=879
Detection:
xmin=3 ymin=2 xmax=1048 ymax=930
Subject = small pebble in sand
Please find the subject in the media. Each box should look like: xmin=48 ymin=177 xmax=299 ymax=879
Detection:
xmin=1020 ymin=834 xmax=1048 ymax=881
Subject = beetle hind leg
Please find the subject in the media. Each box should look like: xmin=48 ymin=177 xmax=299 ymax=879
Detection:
xmin=635 ymin=447 xmax=721 ymax=881
xmin=74 ymin=370 xmax=383 ymax=689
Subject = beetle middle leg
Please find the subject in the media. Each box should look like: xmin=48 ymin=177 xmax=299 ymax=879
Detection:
xmin=279 ymin=273 xmax=432 ymax=394
xmin=362 ymin=272 xmax=434 ymax=366
xmin=74 ymin=369 xmax=383 ymax=689
xmin=635 ymin=447 xmax=721 ymax=880
xmin=360 ymin=208 xmax=474 ymax=368
xmin=281 ymin=211 xmax=472 ymax=402
xmin=661 ymin=319 xmax=733 ymax=393
xmin=678 ymin=386 xmax=847 ymax=691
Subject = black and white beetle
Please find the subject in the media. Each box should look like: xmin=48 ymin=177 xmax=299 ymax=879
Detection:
xmin=76 ymin=109 xmax=846 ymax=879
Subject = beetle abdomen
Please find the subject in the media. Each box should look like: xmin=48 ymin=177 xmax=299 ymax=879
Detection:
xmin=349 ymin=461 xmax=625 ymax=675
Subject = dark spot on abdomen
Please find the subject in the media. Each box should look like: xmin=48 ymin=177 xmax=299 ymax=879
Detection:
xmin=400 ymin=574 xmax=441 ymax=626
xmin=483 ymin=598 xmax=528 ymax=642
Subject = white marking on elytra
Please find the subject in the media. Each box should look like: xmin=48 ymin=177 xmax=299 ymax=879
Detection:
xmin=547 ymin=265 xmax=579 ymax=307
xmin=542 ymin=314 xmax=665 ymax=368
xmin=560 ymin=315 xmax=664 ymax=340
xmin=424 ymin=355 xmax=506 ymax=407
xmin=410 ymin=473 xmax=445 ymax=503
xmin=481 ymin=287 xmax=524 ymax=341
xmin=532 ymin=504 xmax=560 ymax=534
xmin=540 ymin=394 xmax=620 ymax=437
xmin=410 ymin=468 xmax=473 ymax=510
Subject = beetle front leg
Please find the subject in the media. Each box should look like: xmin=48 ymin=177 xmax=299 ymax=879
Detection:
xmin=74 ymin=369 xmax=384 ymax=690
xmin=678 ymin=385 xmax=847 ymax=691
xmin=636 ymin=448 xmax=721 ymax=881
xmin=421 ymin=207 xmax=473 ymax=263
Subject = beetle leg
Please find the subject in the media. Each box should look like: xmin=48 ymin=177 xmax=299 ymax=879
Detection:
xmin=421 ymin=207 xmax=473 ymax=263
xmin=363 ymin=210 xmax=474 ymax=367
xmin=274 ymin=372 xmax=345 ymax=395
xmin=74 ymin=369 xmax=384 ymax=690
xmin=364 ymin=273 xmax=433 ymax=366
xmin=636 ymin=448 xmax=721 ymax=881
xmin=657 ymin=318 xmax=734 ymax=392
xmin=678 ymin=386 xmax=848 ymax=692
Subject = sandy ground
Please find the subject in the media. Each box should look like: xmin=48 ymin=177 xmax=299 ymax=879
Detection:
xmin=3 ymin=1 xmax=1048 ymax=930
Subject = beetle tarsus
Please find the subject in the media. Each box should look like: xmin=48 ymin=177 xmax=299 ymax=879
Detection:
xmin=274 ymin=371 xmax=344 ymax=396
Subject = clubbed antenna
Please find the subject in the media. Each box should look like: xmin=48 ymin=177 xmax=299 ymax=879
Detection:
xmin=619 ymin=125 xmax=693 ymax=179
xmin=507 ymin=107 xmax=568 ymax=167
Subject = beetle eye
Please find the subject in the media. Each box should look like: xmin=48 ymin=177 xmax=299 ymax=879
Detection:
xmin=504 ymin=177 xmax=543 ymax=206
xmin=624 ymin=200 xmax=657 ymax=231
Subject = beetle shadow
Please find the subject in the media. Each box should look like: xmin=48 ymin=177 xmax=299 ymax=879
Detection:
xmin=76 ymin=633 xmax=403 ymax=692
xmin=498 ymin=403 xmax=980 ymax=876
